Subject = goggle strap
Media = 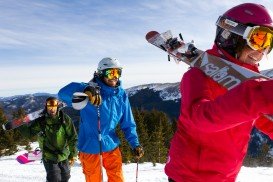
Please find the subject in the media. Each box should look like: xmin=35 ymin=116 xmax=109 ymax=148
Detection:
xmin=216 ymin=16 xmax=273 ymax=52
xmin=243 ymin=26 xmax=254 ymax=39
xmin=216 ymin=16 xmax=247 ymax=38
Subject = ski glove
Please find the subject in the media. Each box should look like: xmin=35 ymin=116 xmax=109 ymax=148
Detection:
xmin=133 ymin=146 xmax=144 ymax=160
xmin=69 ymin=157 xmax=77 ymax=166
xmin=84 ymin=86 xmax=102 ymax=106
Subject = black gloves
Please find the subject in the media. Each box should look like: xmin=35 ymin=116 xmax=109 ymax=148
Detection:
xmin=84 ymin=86 xmax=102 ymax=106
xmin=133 ymin=146 xmax=144 ymax=160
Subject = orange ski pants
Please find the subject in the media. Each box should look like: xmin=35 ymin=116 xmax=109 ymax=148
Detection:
xmin=79 ymin=147 xmax=124 ymax=182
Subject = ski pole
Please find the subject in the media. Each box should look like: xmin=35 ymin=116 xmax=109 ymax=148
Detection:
xmin=136 ymin=158 xmax=139 ymax=182
xmin=97 ymin=106 xmax=103 ymax=182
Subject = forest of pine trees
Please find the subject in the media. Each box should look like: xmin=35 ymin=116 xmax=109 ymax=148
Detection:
xmin=0 ymin=106 xmax=176 ymax=164
xmin=117 ymin=109 xmax=176 ymax=165
xmin=0 ymin=107 xmax=33 ymax=157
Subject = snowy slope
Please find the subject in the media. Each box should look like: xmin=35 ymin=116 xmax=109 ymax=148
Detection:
xmin=0 ymin=143 xmax=272 ymax=182
xmin=0 ymin=142 xmax=167 ymax=182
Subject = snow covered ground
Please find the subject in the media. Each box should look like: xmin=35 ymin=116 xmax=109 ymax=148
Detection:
xmin=0 ymin=143 xmax=272 ymax=181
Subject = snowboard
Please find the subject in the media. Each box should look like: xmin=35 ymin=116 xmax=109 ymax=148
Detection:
xmin=16 ymin=148 xmax=42 ymax=164
xmin=2 ymin=109 xmax=44 ymax=131
xmin=145 ymin=30 xmax=273 ymax=119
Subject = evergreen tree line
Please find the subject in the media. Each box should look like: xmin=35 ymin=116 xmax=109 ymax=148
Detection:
xmin=0 ymin=108 xmax=34 ymax=157
xmin=0 ymin=106 xmax=176 ymax=164
xmin=117 ymin=108 xmax=177 ymax=166
xmin=243 ymin=143 xmax=273 ymax=167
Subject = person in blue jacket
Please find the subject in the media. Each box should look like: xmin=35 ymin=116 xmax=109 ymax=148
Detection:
xmin=58 ymin=57 xmax=144 ymax=182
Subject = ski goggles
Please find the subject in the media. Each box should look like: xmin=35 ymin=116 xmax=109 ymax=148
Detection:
xmin=216 ymin=16 xmax=273 ymax=52
xmin=46 ymin=100 xmax=58 ymax=108
xmin=102 ymin=68 xmax=122 ymax=79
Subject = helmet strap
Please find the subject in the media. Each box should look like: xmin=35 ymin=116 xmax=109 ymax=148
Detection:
xmin=94 ymin=71 xmax=100 ymax=78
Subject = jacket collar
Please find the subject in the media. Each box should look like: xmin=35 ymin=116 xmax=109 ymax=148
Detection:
xmin=95 ymin=78 xmax=123 ymax=96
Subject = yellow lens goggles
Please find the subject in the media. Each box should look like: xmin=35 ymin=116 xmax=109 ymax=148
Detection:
xmin=244 ymin=26 xmax=273 ymax=51
xmin=46 ymin=100 xmax=58 ymax=108
xmin=216 ymin=16 xmax=273 ymax=53
xmin=103 ymin=68 xmax=122 ymax=79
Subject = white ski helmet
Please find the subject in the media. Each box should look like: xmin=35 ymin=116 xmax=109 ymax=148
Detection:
xmin=97 ymin=57 xmax=122 ymax=71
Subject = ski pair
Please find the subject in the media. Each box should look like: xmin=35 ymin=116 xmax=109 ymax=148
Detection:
xmin=2 ymin=109 xmax=44 ymax=131
xmin=2 ymin=101 xmax=67 ymax=130
xmin=145 ymin=30 xmax=273 ymax=120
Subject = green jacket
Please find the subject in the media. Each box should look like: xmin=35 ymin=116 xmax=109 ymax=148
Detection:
xmin=19 ymin=110 xmax=78 ymax=162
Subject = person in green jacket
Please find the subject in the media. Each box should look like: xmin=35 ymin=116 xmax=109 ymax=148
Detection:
xmin=19 ymin=97 xmax=78 ymax=182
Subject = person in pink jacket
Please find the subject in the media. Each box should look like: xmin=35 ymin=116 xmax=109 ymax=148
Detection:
xmin=165 ymin=3 xmax=273 ymax=182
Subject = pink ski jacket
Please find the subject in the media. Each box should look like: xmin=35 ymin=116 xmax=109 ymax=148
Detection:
xmin=165 ymin=45 xmax=273 ymax=182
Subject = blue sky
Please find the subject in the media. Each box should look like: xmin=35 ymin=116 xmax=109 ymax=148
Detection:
xmin=0 ymin=0 xmax=272 ymax=97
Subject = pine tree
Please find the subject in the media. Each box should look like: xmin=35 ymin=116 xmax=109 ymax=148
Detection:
xmin=0 ymin=107 xmax=35 ymax=157
xmin=12 ymin=108 xmax=34 ymax=147
xmin=116 ymin=125 xmax=133 ymax=163
xmin=0 ymin=107 xmax=18 ymax=156
xmin=257 ymin=143 xmax=273 ymax=166
xmin=148 ymin=110 xmax=169 ymax=165
xmin=133 ymin=108 xmax=150 ymax=162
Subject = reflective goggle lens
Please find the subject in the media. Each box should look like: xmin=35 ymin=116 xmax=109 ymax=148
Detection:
xmin=46 ymin=100 xmax=58 ymax=108
xmin=103 ymin=68 xmax=121 ymax=79
xmin=247 ymin=27 xmax=273 ymax=51
xmin=216 ymin=16 xmax=273 ymax=53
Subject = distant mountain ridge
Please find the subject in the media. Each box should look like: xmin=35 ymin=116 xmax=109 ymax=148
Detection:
xmin=0 ymin=93 xmax=56 ymax=119
xmin=0 ymin=83 xmax=181 ymax=119
xmin=2 ymin=66 xmax=273 ymax=118
xmin=1 ymin=78 xmax=273 ymax=160
xmin=127 ymin=82 xmax=180 ymax=101
xmin=1 ymin=67 xmax=273 ymax=113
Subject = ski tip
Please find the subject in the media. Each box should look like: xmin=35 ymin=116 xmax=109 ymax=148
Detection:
xmin=145 ymin=31 xmax=160 ymax=41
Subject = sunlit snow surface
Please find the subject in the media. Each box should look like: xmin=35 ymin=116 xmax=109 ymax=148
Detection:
xmin=0 ymin=142 xmax=272 ymax=182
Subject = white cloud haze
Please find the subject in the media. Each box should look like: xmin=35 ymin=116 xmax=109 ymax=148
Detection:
xmin=0 ymin=0 xmax=272 ymax=96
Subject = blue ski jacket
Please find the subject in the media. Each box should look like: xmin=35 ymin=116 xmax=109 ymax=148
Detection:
xmin=58 ymin=78 xmax=140 ymax=154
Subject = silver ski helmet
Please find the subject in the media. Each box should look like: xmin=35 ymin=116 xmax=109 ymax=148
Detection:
xmin=97 ymin=57 xmax=122 ymax=78
xmin=97 ymin=57 xmax=122 ymax=71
